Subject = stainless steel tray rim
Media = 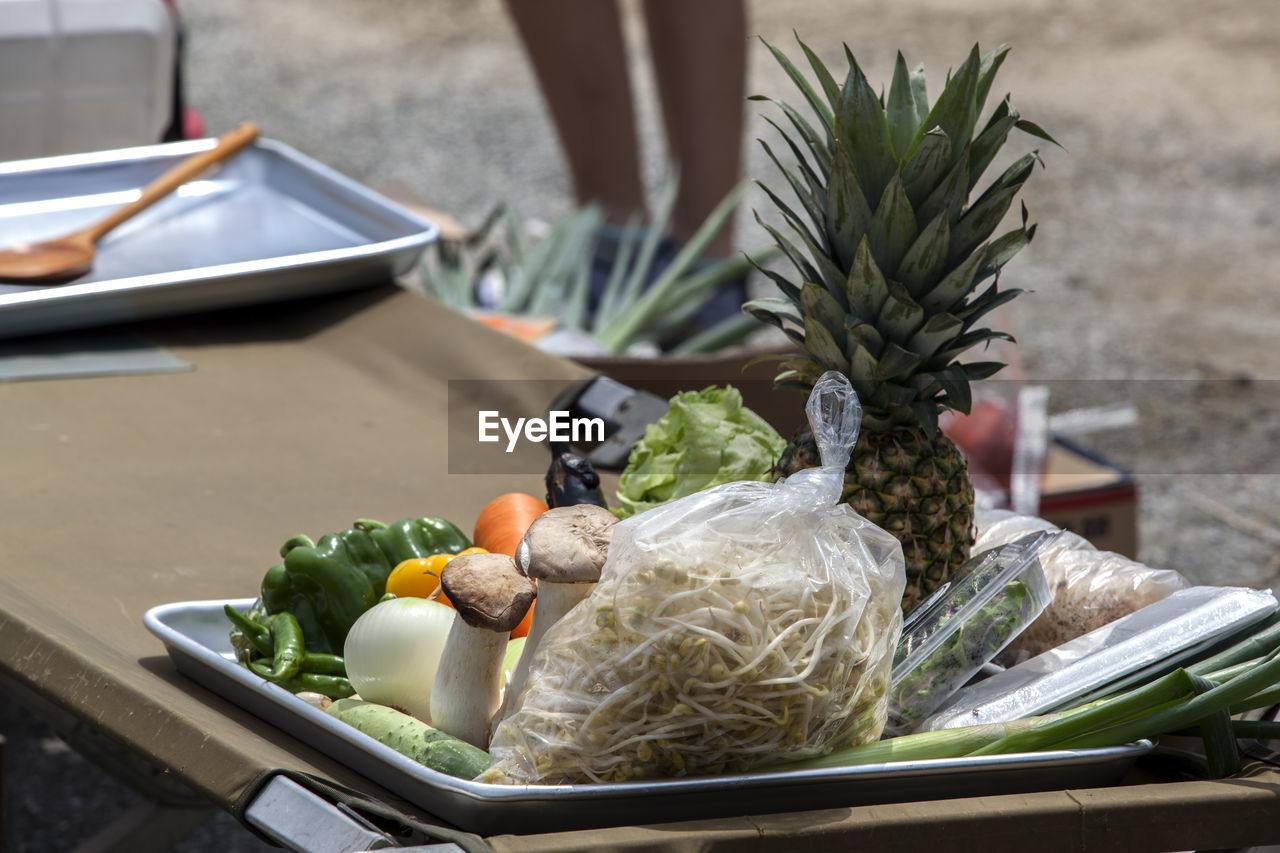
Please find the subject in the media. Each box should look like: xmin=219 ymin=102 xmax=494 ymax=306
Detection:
xmin=0 ymin=137 xmax=225 ymax=174
xmin=144 ymin=599 xmax=1154 ymax=807
xmin=1 ymin=232 xmax=436 ymax=308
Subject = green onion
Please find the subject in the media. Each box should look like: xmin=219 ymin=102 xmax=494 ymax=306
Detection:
xmin=958 ymin=643 xmax=1280 ymax=778
xmin=1228 ymin=720 xmax=1280 ymax=740
xmin=1068 ymin=608 xmax=1280 ymax=707
xmin=592 ymin=213 xmax=644 ymax=328
xmin=967 ymin=668 xmax=1197 ymax=756
xmin=1229 ymin=684 xmax=1280 ymax=715
xmin=1204 ymin=657 xmax=1268 ymax=685
xmin=1187 ymin=609 xmax=1280 ymax=676
xmin=1188 ymin=673 xmax=1242 ymax=778
xmin=766 ymin=717 xmax=1050 ymax=770
xmin=598 ymin=181 xmax=678 ymax=329
xmin=1051 ymin=646 xmax=1280 ymax=752
xmin=594 ymin=182 xmax=753 ymax=352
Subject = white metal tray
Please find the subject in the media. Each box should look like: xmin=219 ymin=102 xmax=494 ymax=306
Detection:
xmin=144 ymin=599 xmax=1153 ymax=835
xmin=0 ymin=138 xmax=438 ymax=339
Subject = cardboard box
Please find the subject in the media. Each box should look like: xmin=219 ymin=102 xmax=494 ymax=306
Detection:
xmin=1038 ymin=438 xmax=1139 ymax=558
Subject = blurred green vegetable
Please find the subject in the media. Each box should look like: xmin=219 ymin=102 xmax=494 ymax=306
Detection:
xmin=615 ymin=385 xmax=786 ymax=518
xmin=419 ymin=175 xmax=778 ymax=355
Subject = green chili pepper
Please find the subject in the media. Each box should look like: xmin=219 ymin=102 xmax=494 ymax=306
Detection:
xmin=257 ymin=517 xmax=472 ymax=656
xmin=300 ymin=652 xmax=348 ymax=676
xmin=225 ymin=603 xmax=273 ymax=661
xmin=248 ymin=612 xmax=305 ymax=680
xmin=274 ymin=672 xmax=357 ymax=700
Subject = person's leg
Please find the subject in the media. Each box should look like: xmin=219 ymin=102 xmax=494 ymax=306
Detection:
xmin=641 ymin=0 xmax=747 ymax=258
xmin=504 ymin=0 xmax=646 ymax=226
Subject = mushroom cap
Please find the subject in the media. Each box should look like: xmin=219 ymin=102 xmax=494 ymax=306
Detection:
xmin=440 ymin=552 xmax=537 ymax=632
xmin=515 ymin=504 xmax=618 ymax=583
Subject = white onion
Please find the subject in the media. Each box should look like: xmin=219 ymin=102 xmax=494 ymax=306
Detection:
xmin=343 ymin=597 xmax=456 ymax=721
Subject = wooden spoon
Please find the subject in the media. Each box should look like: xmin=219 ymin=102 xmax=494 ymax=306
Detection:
xmin=0 ymin=122 xmax=260 ymax=284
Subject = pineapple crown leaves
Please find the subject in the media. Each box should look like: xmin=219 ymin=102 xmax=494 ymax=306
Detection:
xmin=746 ymin=35 xmax=1060 ymax=434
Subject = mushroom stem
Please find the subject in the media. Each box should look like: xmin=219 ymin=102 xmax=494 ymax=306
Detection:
xmin=426 ymin=552 xmax=535 ymax=750
xmin=490 ymin=503 xmax=618 ymax=737
xmin=496 ymin=580 xmax=595 ymax=725
xmin=430 ymin=618 xmax=508 ymax=749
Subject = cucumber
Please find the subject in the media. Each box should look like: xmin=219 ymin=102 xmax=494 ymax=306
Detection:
xmin=326 ymin=698 xmax=491 ymax=779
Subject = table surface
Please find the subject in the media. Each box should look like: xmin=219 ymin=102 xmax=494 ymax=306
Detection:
xmin=3 ymin=283 xmax=1280 ymax=852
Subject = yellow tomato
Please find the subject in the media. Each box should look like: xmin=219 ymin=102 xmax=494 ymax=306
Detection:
xmin=386 ymin=554 xmax=451 ymax=602
xmin=384 ymin=548 xmax=489 ymax=606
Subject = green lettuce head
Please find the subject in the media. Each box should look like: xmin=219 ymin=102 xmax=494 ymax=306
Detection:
xmin=615 ymin=385 xmax=786 ymax=518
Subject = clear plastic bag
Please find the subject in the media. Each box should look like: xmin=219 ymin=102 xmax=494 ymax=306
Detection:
xmin=885 ymin=532 xmax=1055 ymax=736
xmin=483 ymin=373 xmax=906 ymax=784
xmin=975 ymin=509 xmax=1191 ymax=660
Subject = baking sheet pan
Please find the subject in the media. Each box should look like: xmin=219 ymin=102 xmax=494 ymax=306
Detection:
xmin=0 ymin=137 xmax=438 ymax=340
xmin=144 ymin=599 xmax=1153 ymax=835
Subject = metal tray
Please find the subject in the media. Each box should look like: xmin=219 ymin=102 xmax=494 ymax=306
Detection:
xmin=0 ymin=138 xmax=438 ymax=340
xmin=144 ymin=599 xmax=1153 ymax=835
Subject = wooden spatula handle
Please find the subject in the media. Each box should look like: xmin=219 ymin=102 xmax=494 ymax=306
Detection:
xmin=81 ymin=122 xmax=261 ymax=244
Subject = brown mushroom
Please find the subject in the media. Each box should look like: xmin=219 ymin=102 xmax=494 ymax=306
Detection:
xmin=515 ymin=503 xmax=618 ymax=584
xmin=429 ymin=552 xmax=536 ymax=748
xmin=495 ymin=505 xmax=617 ymax=729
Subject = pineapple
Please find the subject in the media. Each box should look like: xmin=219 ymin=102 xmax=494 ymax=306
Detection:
xmin=747 ymin=39 xmax=1057 ymax=609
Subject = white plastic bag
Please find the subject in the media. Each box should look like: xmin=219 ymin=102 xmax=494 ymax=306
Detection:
xmin=975 ymin=509 xmax=1191 ymax=659
xmin=483 ymin=373 xmax=906 ymax=784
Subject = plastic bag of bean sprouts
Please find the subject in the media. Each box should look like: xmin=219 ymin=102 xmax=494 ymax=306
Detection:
xmin=482 ymin=372 xmax=907 ymax=784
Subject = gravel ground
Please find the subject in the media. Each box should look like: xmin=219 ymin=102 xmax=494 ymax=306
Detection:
xmin=5 ymin=0 xmax=1279 ymax=849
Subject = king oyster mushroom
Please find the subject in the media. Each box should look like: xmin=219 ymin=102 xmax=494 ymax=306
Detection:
xmin=493 ymin=504 xmax=617 ymax=729
xmin=429 ymin=552 xmax=536 ymax=748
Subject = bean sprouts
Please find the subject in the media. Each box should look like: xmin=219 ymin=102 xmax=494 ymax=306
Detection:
xmin=484 ymin=531 xmax=903 ymax=784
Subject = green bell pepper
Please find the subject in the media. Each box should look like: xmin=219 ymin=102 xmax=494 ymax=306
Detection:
xmin=257 ymin=517 xmax=472 ymax=655
xmin=366 ymin=516 xmax=472 ymax=567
